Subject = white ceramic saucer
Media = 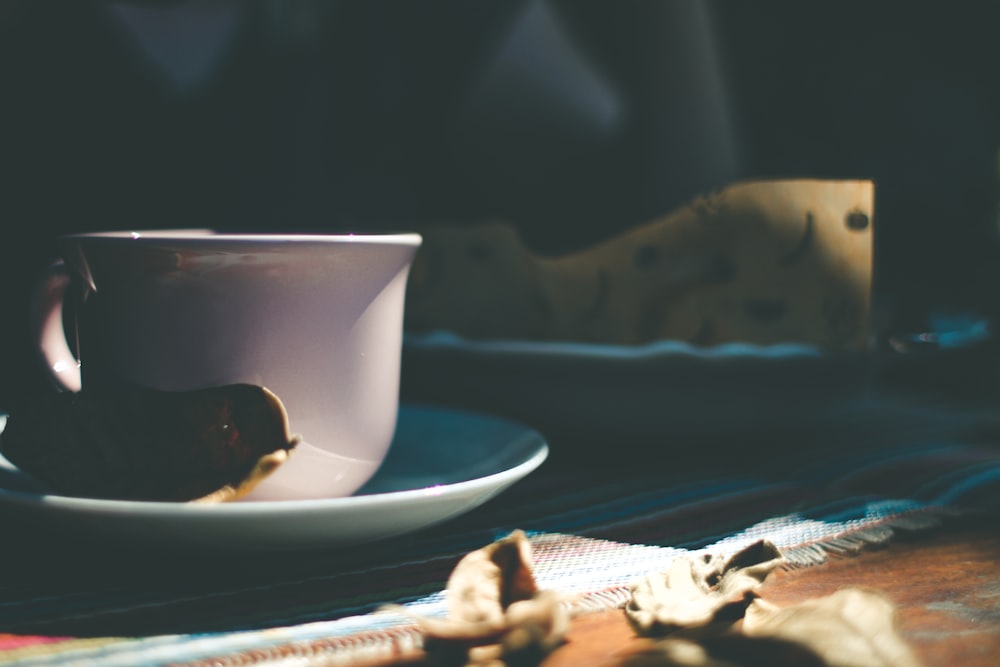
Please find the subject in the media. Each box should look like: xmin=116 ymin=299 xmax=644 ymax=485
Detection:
xmin=0 ymin=405 xmax=548 ymax=551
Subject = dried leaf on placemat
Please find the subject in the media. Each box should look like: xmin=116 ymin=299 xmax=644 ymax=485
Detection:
xmin=743 ymin=588 xmax=921 ymax=667
xmin=387 ymin=530 xmax=569 ymax=666
xmin=626 ymin=540 xmax=784 ymax=637
xmin=624 ymin=635 xmax=826 ymax=667
xmin=624 ymin=588 xmax=921 ymax=667
xmin=0 ymin=384 xmax=299 ymax=502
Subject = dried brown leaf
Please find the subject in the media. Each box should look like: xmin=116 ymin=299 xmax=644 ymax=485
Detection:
xmin=0 ymin=384 xmax=298 ymax=502
xmin=388 ymin=530 xmax=569 ymax=667
xmin=743 ymin=588 xmax=922 ymax=667
xmin=626 ymin=540 xmax=784 ymax=636
xmin=624 ymin=634 xmax=828 ymax=667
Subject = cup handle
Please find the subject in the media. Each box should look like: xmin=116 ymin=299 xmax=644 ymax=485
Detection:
xmin=30 ymin=261 xmax=82 ymax=392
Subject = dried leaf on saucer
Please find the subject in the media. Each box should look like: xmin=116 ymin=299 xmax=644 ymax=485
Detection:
xmin=386 ymin=529 xmax=570 ymax=666
xmin=0 ymin=384 xmax=299 ymax=502
xmin=626 ymin=540 xmax=784 ymax=637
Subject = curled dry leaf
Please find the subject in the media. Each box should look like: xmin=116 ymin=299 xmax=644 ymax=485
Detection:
xmin=389 ymin=530 xmax=569 ymax=666
xmin=626 ymin=540 xmax=784 ymax=636
xmin=624 ymin=587 xmax=920 ymax=667
xmin=623 ymin=635 xmax=826 ymax=667
xmin=624 ymin=543 xmax=921 ymax=667
xmin=743 ymin=588 xmax=922 ymax=667
xmin=623 ymin=639 xmax=740 ymax=667
xmin=0 ymin=384 xmax=299 ymax=502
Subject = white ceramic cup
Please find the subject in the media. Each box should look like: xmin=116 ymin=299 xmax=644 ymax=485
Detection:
xmin=32 ymin=230 xmax=422 ymax=501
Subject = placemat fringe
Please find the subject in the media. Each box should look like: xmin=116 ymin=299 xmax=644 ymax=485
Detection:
xmin=180 ymin=626 xmax=425 ymax=667
xmin=570 ymin=586 xmax=633 ymax=614
xmin=779 ymin=506 xmax=947 ymax=568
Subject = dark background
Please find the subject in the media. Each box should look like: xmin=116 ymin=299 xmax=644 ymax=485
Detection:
xmin=1 ymin=0 xmax=998 ymax=407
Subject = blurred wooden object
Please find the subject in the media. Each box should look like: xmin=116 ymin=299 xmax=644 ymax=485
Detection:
xmin=406 ymin=179 xmax=874 ymax=350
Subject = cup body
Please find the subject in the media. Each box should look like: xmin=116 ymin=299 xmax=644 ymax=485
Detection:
xmin=58 ymin=230 xmax=422 ymax=500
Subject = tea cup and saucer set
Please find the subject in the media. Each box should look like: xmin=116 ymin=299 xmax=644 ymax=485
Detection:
xmin=0 ymin=230 xmax=548 ymax=551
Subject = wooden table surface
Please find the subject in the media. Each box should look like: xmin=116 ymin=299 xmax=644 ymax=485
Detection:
xmin=377 ymin=514 xmax=1000 ymax=666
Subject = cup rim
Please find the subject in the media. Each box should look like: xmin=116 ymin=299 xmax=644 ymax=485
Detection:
xmin=62 ymin=229 xmax=423 ymax=247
